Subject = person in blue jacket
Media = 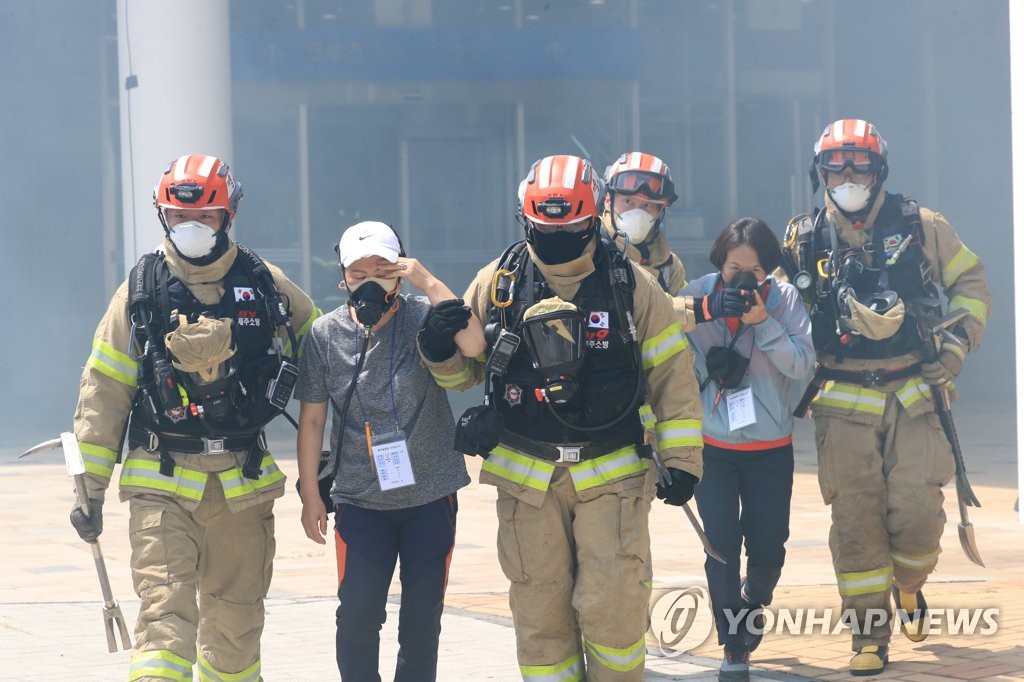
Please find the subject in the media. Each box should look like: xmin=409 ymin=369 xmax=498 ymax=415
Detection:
xmin=681 ymin=217 xmax=815 ymax=681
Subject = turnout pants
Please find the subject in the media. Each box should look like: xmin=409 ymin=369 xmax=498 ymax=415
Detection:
xmin=694 ymin=442 xmax=793 ymax=649
xmin=334 ymin=494 xmax=458 ymax=681
xmin=128 ymin=477 xmax=275 ymax=681
xmin=496 ymin=468 xmax=652 ymax=681
xmin=814 ymin=395 xmax=955 ymax=649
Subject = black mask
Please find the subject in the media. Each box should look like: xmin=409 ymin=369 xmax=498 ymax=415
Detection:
xmin=530 ymin=226 xmax=595 ymax=265
xmin=348 ymin=281 xmax=391 ymax=327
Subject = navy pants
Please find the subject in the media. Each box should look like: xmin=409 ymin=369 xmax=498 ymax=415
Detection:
xmin=334 ymin=494 xmax=458 ymax=681
xmin=693 ymin=443 xmax=793 ymax=648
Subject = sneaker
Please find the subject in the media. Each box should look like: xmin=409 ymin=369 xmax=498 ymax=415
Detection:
xmin=850 ymin=644 xmax=889 ymax=676
xmin=719 ymin=645 xmax=750 ymax=681
xmin=743 ymin=606 xmax=766 ymax=652
xmin=892 ymin=585 xmax=928 ymax=642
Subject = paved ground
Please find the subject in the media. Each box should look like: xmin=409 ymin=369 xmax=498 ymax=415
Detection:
xmin=3 ymin=411 xmax=1021 ymax=681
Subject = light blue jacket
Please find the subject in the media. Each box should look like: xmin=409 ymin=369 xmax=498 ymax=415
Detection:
xmin=681 ymin=274 xmax=815 ymax=447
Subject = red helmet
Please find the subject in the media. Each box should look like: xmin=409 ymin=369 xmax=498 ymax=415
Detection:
xmin=604 ymin=152 xmax=678 ymax=205
xmin=811 ymin=119 xmax=888 ymax=191
xmin=153 ymin=154 xmax=243 ymax=223
xmin=520 ymin=155 xmax=601 ymax=226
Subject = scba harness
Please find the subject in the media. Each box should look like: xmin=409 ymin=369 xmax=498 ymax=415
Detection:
xmin=126 ymin=244 xmax=299 ymax=479
xmin=785 ymin=193 xmax=942 ymax=361
xmin=484 ymin=235 xmax=648 ymax=455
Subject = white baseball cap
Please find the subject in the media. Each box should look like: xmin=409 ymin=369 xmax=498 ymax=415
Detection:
xmin=337 ymin=221 xmax=401 ymax=268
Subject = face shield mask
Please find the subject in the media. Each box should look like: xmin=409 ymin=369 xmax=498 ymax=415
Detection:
xmin=347 ymin=277 xmax=399 ymax=327
xmin=167 ymin=220 xmax=220 ymax=259
xmin=614 ymin=208 xmax=658 ymax=243
xmin=520 ymin=299 xmax=586 ymax=405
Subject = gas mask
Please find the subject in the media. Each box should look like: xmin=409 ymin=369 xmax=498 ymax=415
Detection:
xmin=347 ymin=277 xmax=399 ymax=327
xmin=530 ymin=225 xmax=595 ymax=265
xmin=521 ymin=298 xmax=586 ymax=405
xmin=614 ymin=209 xmax=658 ymax=243
xmin=167 ymin=221 xmax=220 ymax=259
xmin=828 ymin=182 xmax=872 ymax=213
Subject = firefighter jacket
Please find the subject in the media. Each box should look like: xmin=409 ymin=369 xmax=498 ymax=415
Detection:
xmin=808 ymin=190 xmax=990 ymax=420
xmin=600 ymin=214 xmax=700 ymax=331
xmin=422 ymin=236 xmax=704 ymax=507
xmin=72 ymin=240 xmax=321 ymax=510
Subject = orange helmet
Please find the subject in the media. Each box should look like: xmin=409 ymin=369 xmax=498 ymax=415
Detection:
xmin=520 ymin=155 xmax=602 ymax=226
xmin=811 ymin=119 xmax=888 ymax=192
xmin=604 ymin=152 xmax=678 ymax=205
xmin=153 ymin=154 xmax=243 ymax=224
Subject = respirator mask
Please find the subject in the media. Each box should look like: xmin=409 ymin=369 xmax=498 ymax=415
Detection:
xmin=347 ymin=277 xmax=399 ymax=327
xmin=829 ymin=183 xmax=873 ymax=213
xmin=168 ymin=221 xmax=220 ymax=259
xmin=614 ymin=209 xmax=658 ymax=243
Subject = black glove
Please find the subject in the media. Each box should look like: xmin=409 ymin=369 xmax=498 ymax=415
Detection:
xmin=453 ymin=405 xmax=504 ymax=457
xmin=656 ymin=468 xmax=698 ymax=506
xmin=695 ymin=289 xmax=753 ymax=322
xmin=70 ymin=496 xmax=104 ymax=543
xmin=419 ymin=298 xmax=472 ymax=362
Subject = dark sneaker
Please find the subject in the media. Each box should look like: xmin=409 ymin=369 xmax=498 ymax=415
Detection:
xmin=719 ymin=645 xmax=750 ymax=681
xmin=743 ymin=606 xmax=766 ymax=652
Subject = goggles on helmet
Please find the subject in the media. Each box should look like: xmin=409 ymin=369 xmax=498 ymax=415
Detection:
xmin=607 ymin=170 xmax=677 ymax=204
xmin=817 ymin=149 xmax=878 ymax=175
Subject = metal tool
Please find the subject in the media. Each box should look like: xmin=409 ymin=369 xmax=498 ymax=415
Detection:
xmin=649 ymin=443 xmax=726 ymax=564
xmin=20 ymin=433 xmax=133 ymax=651
xmin=926 ymin=312 xmax=984 ymax=567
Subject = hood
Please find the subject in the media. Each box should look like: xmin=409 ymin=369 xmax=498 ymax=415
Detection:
xmin=162 ymin=238 xmax=239 ymax=305
xmin=526 ymin=236 xmax=597 ymax=302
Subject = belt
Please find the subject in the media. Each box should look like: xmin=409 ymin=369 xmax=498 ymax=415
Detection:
xmin=499 ymin=431 xmax=638 ymax=464
xmin=128 ymin=425 xmax=264 ymax=455
xmin=817 ymin=363 xmax=922 ymax=388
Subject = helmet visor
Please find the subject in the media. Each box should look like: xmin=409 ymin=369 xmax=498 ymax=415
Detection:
xmin=607 ymin=170 xmax=677 ymax=204
xmin=818 ymin=149 xmax=877 ymax=175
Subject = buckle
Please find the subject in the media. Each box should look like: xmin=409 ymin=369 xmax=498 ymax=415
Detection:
xmin=861 ymin=370 xmax=886 ymax=388
xmin=556 ymin=446 xmax=581 ymax=463
xmin=146 ymin=431 xmax=159 ymax=453
xmin=203 ymin=438 xmax=226 ymax=454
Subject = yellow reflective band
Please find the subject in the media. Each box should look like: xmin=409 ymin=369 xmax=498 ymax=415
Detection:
xmin=892 ymin=548 xmax=941 ymax=569
xmin=569 ymin=446 xmax=648 ymax=492
xmin=80 ymin=441 xmax=117 ymax=478
xmin=638 ymin=403 xmax=656 ymax=429
xmin=812 ymin=381 xmax=886 ymax=415
xmin=941 ymin=244 xmax=979 ymax=286
xmin=656 ymin=418 xmax=703 ymax=449
xmin=584 ymin=635 xmax=646 ymax=673
xmin=430 ymin=363 xmax=475 ymax=389
xmin=482 ymin=446 xmax=555 ymax=492
xmin=120 ymin=456 xmax=207 ymax=501
xmin=287 ymin=306 xmax=323 ymax=358
xmin=837 ymin=565 xmax=893 ymax=597
xmin=640 ymin=322 xmax=688 ymax=370
xmin=129 ymin=649 xmax=194 ymax=682
xmin=948 ymin=295 xmax=989 ymax=327
xmin=220 ymin=454 xmax=285 ymax=499
xmin=198 ymin=649 xmax=260 ymax=682
xmin=521 ymin=652 xmax=584 ymax=682
xmin=87 ymin=338 xmax=138 ymax=387
xmin=941 ymin=340 xmax=966 ymax=362
xmin=895 ymin=378 xmax=931 ymax=410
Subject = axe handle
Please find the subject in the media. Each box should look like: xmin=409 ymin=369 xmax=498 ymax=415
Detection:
xmin=930 ymin=386 xmax=981 ymax=508
xmin=73 ymin=473 xmax=118 ymax=607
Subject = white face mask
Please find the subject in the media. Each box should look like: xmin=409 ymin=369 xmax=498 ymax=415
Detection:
xmin=614 ymin=209 xmax=658 ymax=243
xmin=829 ymin=183 xmax=873 ymax=213
xmin=348 ymin=276 xmax=399 ymax=293
xmin=168 ymin=221 xmax=219 ymax=258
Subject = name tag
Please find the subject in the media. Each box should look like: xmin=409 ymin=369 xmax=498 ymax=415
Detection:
xmin=726 ymin=387 xmax=757 ymax=431
xmin=371 ymin=430 xmax=415 ymax=491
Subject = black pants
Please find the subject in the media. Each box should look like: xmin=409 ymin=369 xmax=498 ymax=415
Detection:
xmin=694 ymin=443 xmax=794 ymax=648
xmin=334 ymin=494 xmax=458 ymax=681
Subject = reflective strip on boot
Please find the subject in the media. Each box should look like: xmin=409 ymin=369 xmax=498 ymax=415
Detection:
xmin=120 ymin=456 xmax=207 ymax=501
xmin=583 ymin=635 xmax=646 ymax=673
xmin=129 ymin=649 xmax=194 ymax=681
xmin=520 ymin=652 xmax=584 ymax=682
xmin=569 ymin=446 xmax=648 ymax=492
xmin=812 ymin=381 xmax=886 ymax=415
xmin=837 ymin=565 xmax=893 ymax=597
xmin=219 ymin=454 xmax=285 ymax=499
xmin=482 ymin=446 xmax=555 ymax=492
xmin=197 ymin=650 xmax=261 ymax=682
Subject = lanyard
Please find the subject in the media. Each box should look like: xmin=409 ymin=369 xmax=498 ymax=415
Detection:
xmin=353 ymin=304 xmax=401 ymax=436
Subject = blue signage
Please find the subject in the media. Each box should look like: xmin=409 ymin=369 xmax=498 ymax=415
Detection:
xmin=231 ymin=28 xmax=640 ymax=81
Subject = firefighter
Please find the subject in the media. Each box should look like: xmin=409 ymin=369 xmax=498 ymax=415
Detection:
xmin=69 ymin=154 xmax=320 ymax=681
xmin=422 ymin=154 xmax=704 ymax=680
xmin=785 ymin=120 xmax=990 ymax=676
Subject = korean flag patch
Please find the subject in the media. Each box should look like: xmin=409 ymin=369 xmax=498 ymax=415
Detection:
xmin=882 ymin=234 xmax=903 ymax=258
xmin=588 ymin=311 xmax=609 ymax=329
xmin=234 ymin=287 xmax=255 ymax=302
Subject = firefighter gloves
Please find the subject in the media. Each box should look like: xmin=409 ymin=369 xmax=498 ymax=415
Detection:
xmin=655 ymin=468 xmax=699 ymax=506
xmin=921 ymin=350 xmax=962 ymax=386
xmin=697 ymin=289 xmax=754 ymax=322
xmin=419 ymin=298 xmax=472 ymax=362
xmin=70 ymin=497 xmax=104 ymax=543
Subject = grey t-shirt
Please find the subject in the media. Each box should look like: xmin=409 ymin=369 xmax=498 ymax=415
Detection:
xmin=294 ymin=295 xmax=470 ymax=510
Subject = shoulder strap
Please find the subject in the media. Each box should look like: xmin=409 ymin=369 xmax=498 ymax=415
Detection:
xmin=233 ymin=243 xmax=299 ymax=359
